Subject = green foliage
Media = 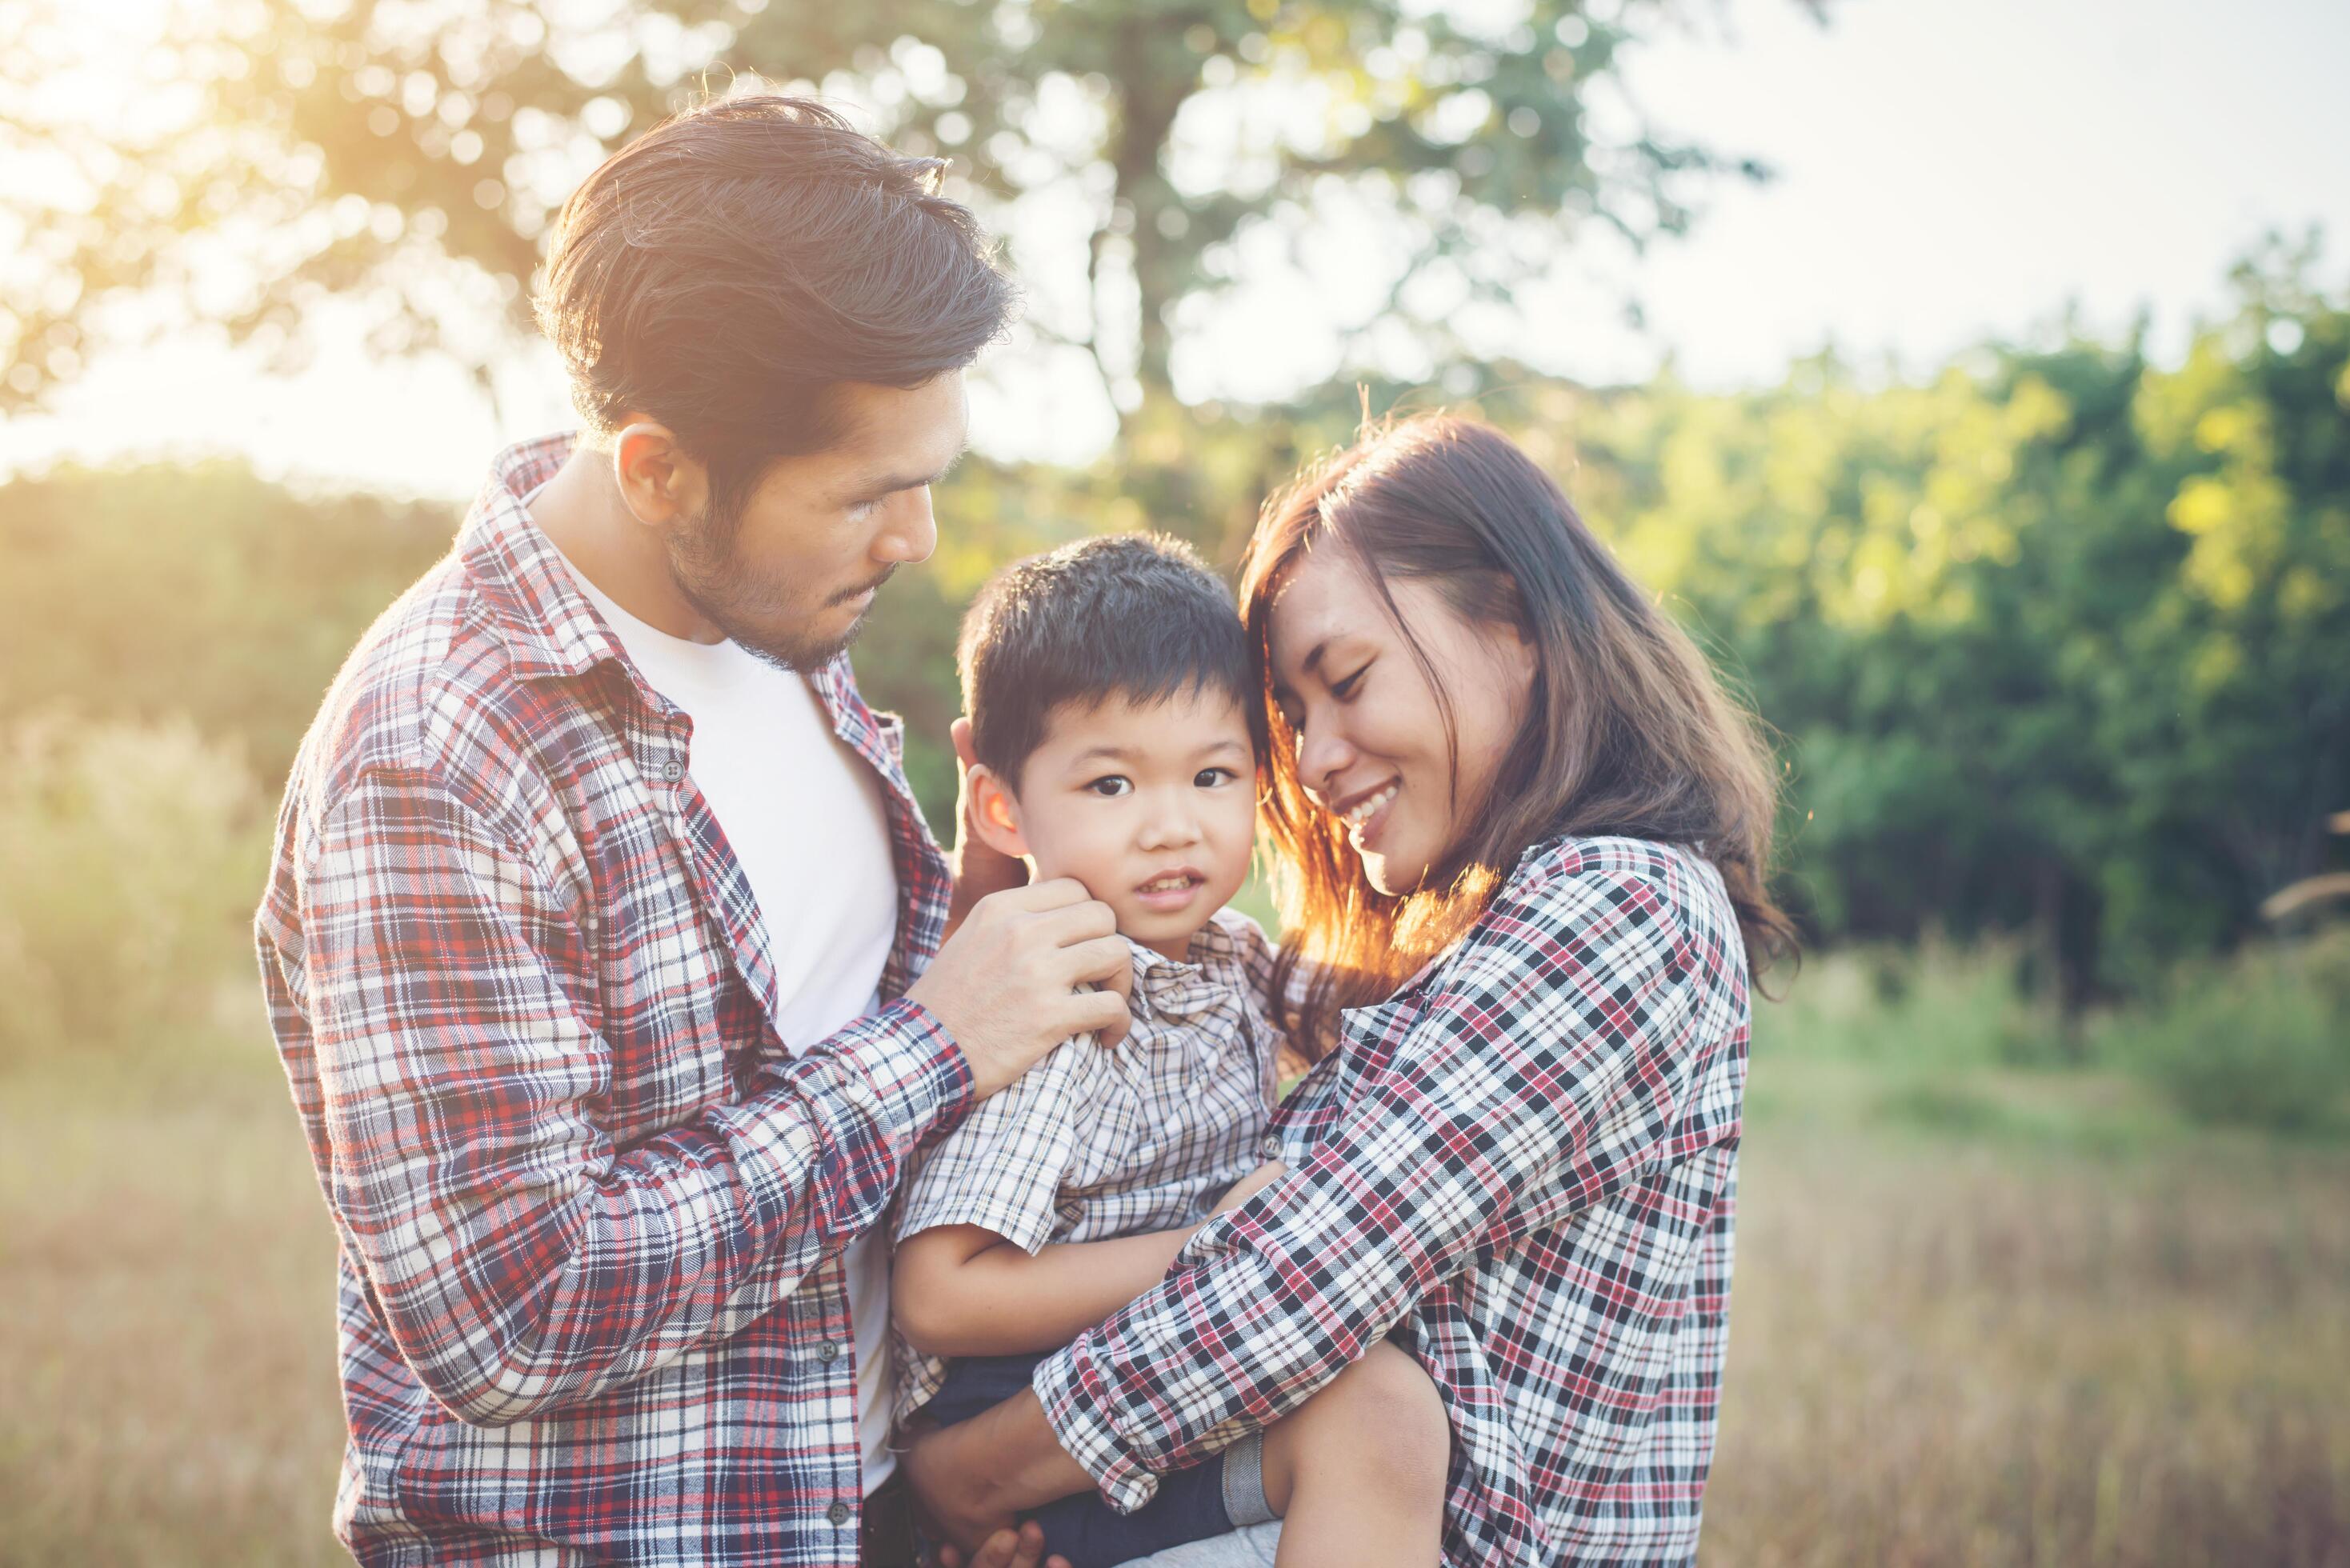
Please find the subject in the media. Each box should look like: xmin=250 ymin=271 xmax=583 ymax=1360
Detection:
xmin=4 ymin=248 xmax=2344 ymax=1014
xmin=1560 ymin=238 xmax=2350 ymax=1002
xmin=0 ymin=714 xmax=270 ymax=1064
xmin=0 ymin=458 xmax=453 ymax=785
xmin=2105 ymin=934 xmax=2350 ymax=1134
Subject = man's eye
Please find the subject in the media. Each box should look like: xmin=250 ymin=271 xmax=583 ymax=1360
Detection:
xmin=1195 ymin=767 xmax=1235 ymax=788
xmin=1085 ymin=776 xmax=1132 ymax=798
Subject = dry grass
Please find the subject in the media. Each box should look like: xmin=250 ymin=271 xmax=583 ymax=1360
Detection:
xmin=3 ymin=997 xmax=2346 ymax=1566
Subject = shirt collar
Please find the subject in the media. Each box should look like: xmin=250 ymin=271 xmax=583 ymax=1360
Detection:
xmin=1123 ymin=917 xmax=1242 ymax=1026
xmin=458 ymin=433 xmax=632 ymax=686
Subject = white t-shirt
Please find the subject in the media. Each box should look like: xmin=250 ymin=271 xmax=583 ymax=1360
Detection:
xmin=553 ymin=539 xmax=903 ymax=1493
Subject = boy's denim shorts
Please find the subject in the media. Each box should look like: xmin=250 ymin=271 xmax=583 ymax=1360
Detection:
xmin=920 ymin=1352 xmax=1275 ymax=1568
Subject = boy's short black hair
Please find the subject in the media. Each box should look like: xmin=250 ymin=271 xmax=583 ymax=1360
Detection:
xmin=959 ymin=532 xmax=1256 ymax=788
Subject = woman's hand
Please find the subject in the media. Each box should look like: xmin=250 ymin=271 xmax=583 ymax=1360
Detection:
xmin=903 ymin=1413 xmax=1027 ymax=1562
xmin=927 ymin=1520 xmax=1063 ymax=1568
xmin=904 ymin=1390 xmax=1092 ymax=1566
xmin=1211 ymin=1159 xmax=1289 ymax=1215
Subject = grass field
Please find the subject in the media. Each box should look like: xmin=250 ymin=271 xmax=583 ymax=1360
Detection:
xmin=4 ymin=961 xmax=2346 ymax=1567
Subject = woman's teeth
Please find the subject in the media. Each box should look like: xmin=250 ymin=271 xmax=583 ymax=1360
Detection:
xmin=1343 ymin=782 xmax=1399 ymax=830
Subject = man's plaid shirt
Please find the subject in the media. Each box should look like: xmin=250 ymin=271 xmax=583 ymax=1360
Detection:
xmin=890 ymin=907 xmax=1283 ymax=1428
xmin=1035 ymin=836 xmax=1750 ymax=1566
xmin=254 ymin=435 xmax=971 ymax=1566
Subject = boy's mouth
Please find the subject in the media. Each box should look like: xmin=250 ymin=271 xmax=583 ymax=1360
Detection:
xmin=1133 ymin=867 xmax=1206 ymax=912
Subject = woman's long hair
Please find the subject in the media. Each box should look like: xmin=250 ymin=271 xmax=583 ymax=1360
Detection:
xmin=1240 ymin=412 xmax=1796 ymax=1059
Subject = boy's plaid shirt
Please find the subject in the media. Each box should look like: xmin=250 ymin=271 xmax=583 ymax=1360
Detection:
xmin=1034 ymin=836 xmax=1751 ymax=1566
xmin=889 ymin=906 xmax=1283 ymax=1428
xmin=254 ymin=434 xmax=970 ymax=1566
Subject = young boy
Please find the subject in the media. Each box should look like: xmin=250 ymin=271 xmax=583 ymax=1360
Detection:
xmin=891 ymin=534 xmax=1447 ymax=1568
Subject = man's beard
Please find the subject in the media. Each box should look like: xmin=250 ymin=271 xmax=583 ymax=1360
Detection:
xmin=663 ymin=503 xmax=892 ymax=674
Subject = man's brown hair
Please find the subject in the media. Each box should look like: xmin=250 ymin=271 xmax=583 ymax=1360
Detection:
xmin=535 ymin=94 xmax=1015 ymax=514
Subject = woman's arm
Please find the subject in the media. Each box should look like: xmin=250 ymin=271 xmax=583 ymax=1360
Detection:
xmin=892 ymin=1222 xmax=1201 ymax=1357
xmin=928 ymin=851 xmax=1731 ymax=1521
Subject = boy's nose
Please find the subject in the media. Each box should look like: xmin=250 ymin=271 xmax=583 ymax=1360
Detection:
xmin=1136 ymin=805 xmax=1203 ymax=850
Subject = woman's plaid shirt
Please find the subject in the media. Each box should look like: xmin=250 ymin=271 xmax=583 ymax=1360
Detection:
xmin=1034 ymin=836 xmax=1750 ymax=1566
xmin=253 ymin=435 xmax=969 ymax=1566
xmin=888 ymin=907 xmax=1283 ymax=1429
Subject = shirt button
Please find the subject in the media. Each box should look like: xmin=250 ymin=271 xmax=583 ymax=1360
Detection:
xmin=660 ymin=758 xmax=683 ymax=782
xmin=1261 ymin=1134 xmax=1283 ymax=1159
xmin=815 ymin=1342 xmax=840 ymax=1363
xmin=827 ymin=1502 xmax=852 ymax=1526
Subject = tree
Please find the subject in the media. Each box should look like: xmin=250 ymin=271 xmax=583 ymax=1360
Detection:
xmin=2 ymin=0 xmax=1778 ymax=429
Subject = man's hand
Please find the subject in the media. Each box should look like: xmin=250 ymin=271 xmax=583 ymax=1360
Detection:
xmin=1211 ymin=1160 xmax=1289 ymax=1215
xmin=909 ymin=879 xmax=1133 ymax=1097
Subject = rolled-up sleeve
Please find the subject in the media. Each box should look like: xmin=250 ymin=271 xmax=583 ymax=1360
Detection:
xmin=1034 ymin=861 xmax=1706 ymax=1510
xmin=305 ymin=766 xmax=971 ymax=1427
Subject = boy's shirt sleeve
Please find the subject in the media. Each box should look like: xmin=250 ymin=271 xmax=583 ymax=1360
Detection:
xmin=893 ymin=1030 xmax=1095 ymax=1256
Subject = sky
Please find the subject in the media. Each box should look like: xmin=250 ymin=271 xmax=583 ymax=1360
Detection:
xmin=4 ymin=0 xmax=2347 ymax=499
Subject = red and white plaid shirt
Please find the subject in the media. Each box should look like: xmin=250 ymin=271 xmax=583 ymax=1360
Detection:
xmin=255 ymin=434 xmax=967 ymax=1566
xmin=1035 ymin=836 xmax=1750 ymax=1566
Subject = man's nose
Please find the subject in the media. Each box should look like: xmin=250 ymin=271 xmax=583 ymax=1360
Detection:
xmin=875 ymin=486 xmax=937 ymax=566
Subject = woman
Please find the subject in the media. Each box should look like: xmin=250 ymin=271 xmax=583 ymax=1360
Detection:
xmin=913 ymin=413 xmax=1792 ymax=1566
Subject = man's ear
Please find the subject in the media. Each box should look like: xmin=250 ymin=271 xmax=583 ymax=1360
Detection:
xmin=965 ymin=764 xmax=1031 ymax=860
xmin=611 ymin=420 xmax=710 ymax=528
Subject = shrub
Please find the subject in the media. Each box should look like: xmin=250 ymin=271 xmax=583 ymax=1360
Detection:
xmin=2113 ymin=934 xmax=2350 ymax=1133
xmin=0 ymin=714 xmax=269 ymax=1066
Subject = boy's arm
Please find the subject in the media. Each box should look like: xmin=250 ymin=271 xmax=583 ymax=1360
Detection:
xmin=892 ymin=1222 xmax=1202 ymax=1358
xmin=894 ymin=1154 xmax=1291 ymax=1357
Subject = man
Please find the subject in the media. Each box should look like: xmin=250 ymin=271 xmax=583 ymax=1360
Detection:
xmin=255 ymin=96 xmax=1120 ymax=1566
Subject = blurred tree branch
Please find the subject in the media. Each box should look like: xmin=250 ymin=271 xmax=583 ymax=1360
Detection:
xmin=0 ymin=0 xmax=1793 ymax=431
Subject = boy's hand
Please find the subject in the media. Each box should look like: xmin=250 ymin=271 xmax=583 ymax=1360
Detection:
xmin=1211 ymin=1159 xmax=1289 ymax=1215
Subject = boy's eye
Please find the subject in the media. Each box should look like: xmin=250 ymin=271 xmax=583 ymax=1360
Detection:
xmin=1195 ymin=766 xmax=1236 ymax=789
xmin=1085 ymin=775 xmax=1133 ymax=798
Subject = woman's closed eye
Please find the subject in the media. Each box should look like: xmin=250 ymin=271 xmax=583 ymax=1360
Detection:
xmin=1330 ymin=662 xmax=1371 ymax=700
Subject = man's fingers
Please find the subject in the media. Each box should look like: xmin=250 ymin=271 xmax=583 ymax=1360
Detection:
xmin=1031 ymin=898 xmax=1119 ymax=949
xmin=1055 ymin=934 xmax=1134 ymax=990
xmin=995 ymin=876 xmax=1100 ymax=913
xmin=1060 ymin=983 xmax=1133 ymax=1043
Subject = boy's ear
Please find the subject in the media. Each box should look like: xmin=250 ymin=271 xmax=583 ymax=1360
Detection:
xmin=966 ymin=764 xmax=1031 ymax=860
